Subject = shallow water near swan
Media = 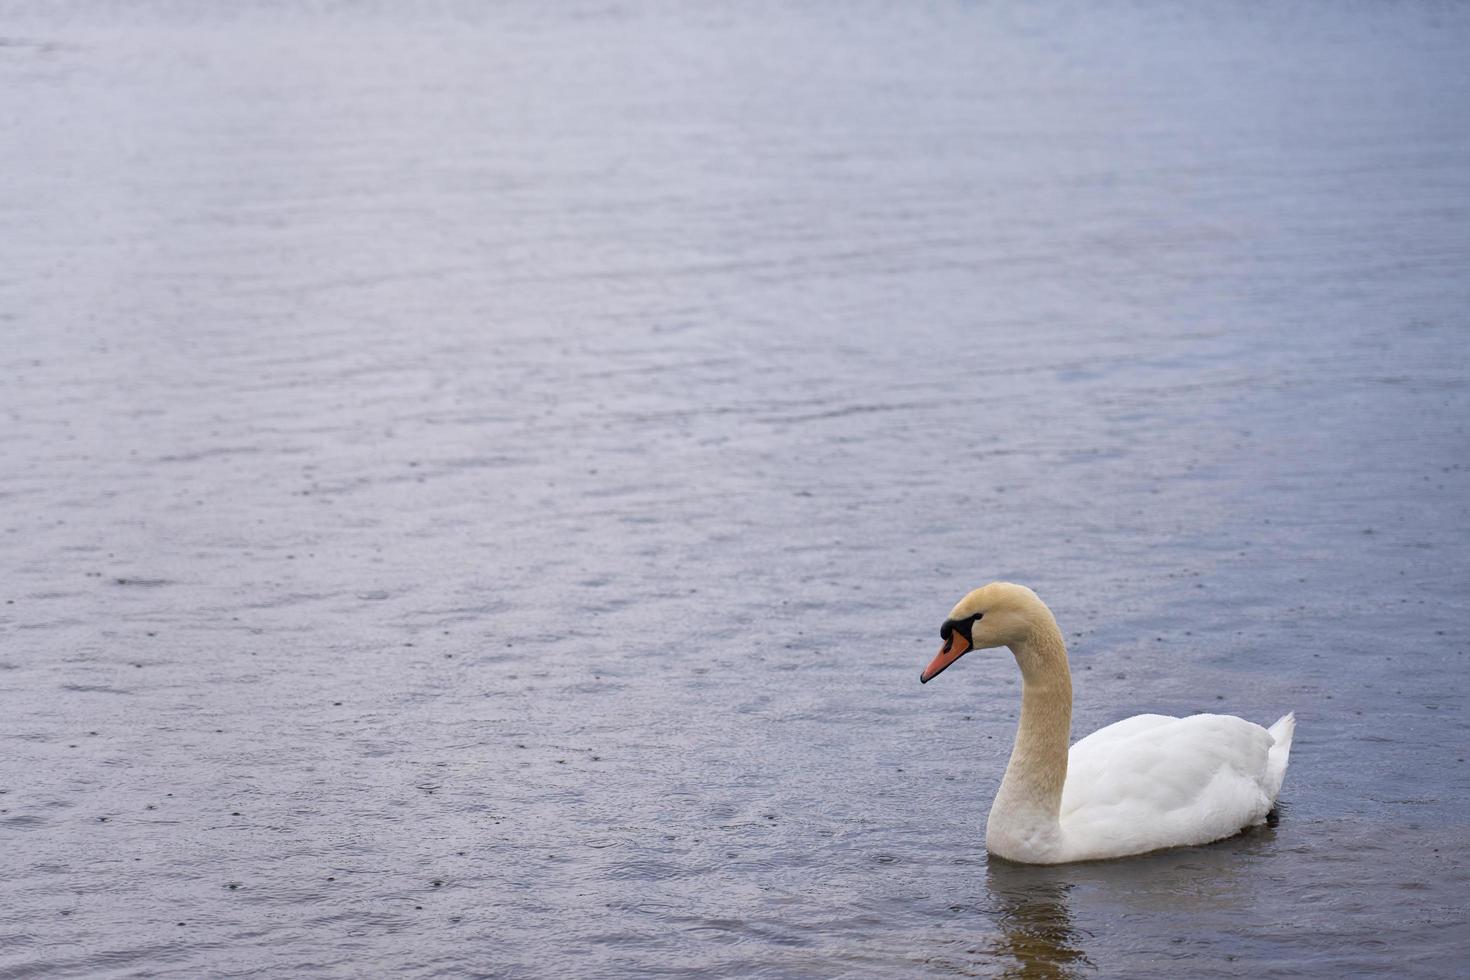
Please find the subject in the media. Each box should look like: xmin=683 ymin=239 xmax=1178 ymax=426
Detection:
xmin=2 ymin=1 xmax=1469 ymax=976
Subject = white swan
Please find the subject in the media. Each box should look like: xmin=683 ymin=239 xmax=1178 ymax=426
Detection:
xmin=920 ymin=582 xmax=1295 ymax=864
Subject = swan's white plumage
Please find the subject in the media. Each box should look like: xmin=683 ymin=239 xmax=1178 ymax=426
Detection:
xmin=926 ymin=582 xmax=1297 ymax=865
xmin=1056 ymin=711 xmax=1292 ymax=862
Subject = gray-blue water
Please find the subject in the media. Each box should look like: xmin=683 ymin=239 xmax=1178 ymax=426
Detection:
xmin=2 ymin=2 xmax=1469 ymax=976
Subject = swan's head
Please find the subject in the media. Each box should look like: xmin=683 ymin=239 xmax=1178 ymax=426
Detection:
xmin=920 ymin=582 xmax=1049 ymax=683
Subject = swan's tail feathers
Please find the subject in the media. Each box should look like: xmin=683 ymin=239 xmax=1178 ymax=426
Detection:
xmin=1265 ymin=712 xmax=1296 ymax=804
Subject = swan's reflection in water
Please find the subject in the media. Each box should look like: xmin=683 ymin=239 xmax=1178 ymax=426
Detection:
xmin=984 ymin=859 xmax=1093 ymax=979
xmin=975 ymin=820 xmax=1281 ymax=978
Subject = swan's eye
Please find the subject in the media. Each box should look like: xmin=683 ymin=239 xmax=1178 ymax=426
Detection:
xmin=940 ymin=613 xmax=983 ymax=647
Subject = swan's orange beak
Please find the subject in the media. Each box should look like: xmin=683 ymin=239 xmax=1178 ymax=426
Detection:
xmin=920 ymin=632 xmax=970 ymax=684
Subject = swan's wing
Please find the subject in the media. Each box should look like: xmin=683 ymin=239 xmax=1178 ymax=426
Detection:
xmin=1060 ymin=713 xmax=1276 ymax=857
xmin=1068 ymin=713 xmax=1178 ymax=754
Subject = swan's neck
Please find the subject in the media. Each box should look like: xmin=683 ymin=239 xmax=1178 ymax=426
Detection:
xmin=992 ymin=620 xmax=1073 ymax=834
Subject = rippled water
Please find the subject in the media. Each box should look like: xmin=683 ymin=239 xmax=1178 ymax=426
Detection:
xmin=3 ymin=2 xmax=1469 ymax=976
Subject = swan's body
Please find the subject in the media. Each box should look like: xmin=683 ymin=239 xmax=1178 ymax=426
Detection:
xmin=921 ymin=583 xmax=1296 ymax=864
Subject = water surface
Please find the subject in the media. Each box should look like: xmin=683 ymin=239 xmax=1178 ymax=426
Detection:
xmin=2 ymin=2 xmax=1469 ymax=976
